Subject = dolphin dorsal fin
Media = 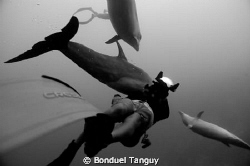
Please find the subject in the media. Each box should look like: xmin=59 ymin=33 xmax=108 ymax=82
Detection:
xmin=197 ymin=111 xmax=204 ymax=119
xmin=116 ymin=41 xmax=127 ymax=61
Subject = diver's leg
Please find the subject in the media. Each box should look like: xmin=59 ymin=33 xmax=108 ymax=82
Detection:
xmin=83 ymin=99 xmax=135 ymax=157
xmin=111 ymin=113 xmax=143 ymax=147
xmin=84 ymin=114 xmax=115 ymax=157
xmin=84 ymin=113 xmax=143 ymax=157
xmin=83 ymin=98 xmax=134 ymax=142
xmin=47 ymin=140 xmax=81 ymax=166
xmin=47 ymin=127 xmax=88 ymax=166
xmin=78 ymin=98 xmax=133 ymax=145
xmin=104 ymin=98 xmax=135 ymax=122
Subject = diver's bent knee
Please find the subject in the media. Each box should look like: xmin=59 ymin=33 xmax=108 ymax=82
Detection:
xmin=112 ymin=103 xmax=128 ymax=117
xmin=114 ymin=102 xmax=127 ymax=111
xmin=105 ymin=103 xmax=128 ymax=122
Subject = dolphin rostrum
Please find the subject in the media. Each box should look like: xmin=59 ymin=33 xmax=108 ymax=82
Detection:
xmin=179 ymin=111 xmax=250 ymax=151
xmin=4 ymin=16 xmax=149 ymax=97
xmin=106 ymin=0 xmax=142 ymax=51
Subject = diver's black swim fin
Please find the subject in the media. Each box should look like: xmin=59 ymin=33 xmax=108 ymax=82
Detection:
xmin=5 ymin=16 xmax=79 ymax=63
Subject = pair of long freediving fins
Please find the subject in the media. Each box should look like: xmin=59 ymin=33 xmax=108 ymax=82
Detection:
xmin=0 ymin=74 xmax=102 ymax=166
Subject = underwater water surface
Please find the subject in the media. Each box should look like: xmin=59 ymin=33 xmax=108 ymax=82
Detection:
xmin=1 ymin=0 xmax=250 ymax=165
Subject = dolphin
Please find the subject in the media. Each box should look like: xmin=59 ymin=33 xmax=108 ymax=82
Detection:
xmin=4 ymin=16 xmax=149 ymax=97
xmin=106 ymin=0 xmax=142 ymax=51
xmin=179 ymin=111 xmax=250 ymax=151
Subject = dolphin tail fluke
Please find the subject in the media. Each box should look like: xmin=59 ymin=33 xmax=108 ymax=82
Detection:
xmin=5 ymin=16 xmax=79 ymax=63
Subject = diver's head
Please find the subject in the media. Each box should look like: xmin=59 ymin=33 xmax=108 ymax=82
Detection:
xmin=144 ymin=71 xmax=179 ymax=99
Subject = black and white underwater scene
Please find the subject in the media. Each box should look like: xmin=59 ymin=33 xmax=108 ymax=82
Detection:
xmin=0 ymin=0 xmax=250 ymax=166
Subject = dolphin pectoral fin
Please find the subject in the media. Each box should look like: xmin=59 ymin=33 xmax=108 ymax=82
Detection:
xmin=105 ymin=35 xmax=121 ymax=44
xmin=197 ymin=111 xmax=204 ymax=119
xmin=116 ymin=41 xmax=127 ymax=61
xmin=188 ymin=124 xmax=193 ymax=128
xmin=222 ymin=141 xmax=231 ymax=147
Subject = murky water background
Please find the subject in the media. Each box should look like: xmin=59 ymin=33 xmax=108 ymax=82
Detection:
xmin=1 ymin=0 xmax=250 ymax=165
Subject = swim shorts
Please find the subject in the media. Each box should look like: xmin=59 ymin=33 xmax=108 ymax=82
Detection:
xmin=132 ymin=100 xmax=154 ymax=131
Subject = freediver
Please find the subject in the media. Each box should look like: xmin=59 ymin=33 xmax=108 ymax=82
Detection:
xmin=73 ymin=7 xmax=109 ymax=24
xmin=47 ymin=73 xmax=179 ymax=165
xmin=81 ymin=72 xmax=179 ymax=157
xmin=4 ymin=15 xmax=179 ymax=164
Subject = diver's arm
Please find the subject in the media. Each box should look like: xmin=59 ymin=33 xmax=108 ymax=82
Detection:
xmin=161 ymin=98 xmax=170 ymax=119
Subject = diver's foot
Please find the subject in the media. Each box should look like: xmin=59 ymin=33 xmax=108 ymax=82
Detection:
xmin=83 ymin=114 xmax=115 ymax=142
xmin=82 ymin=116 xmax=98 ymax=142
xmin=84 ymin=133 xmax=112 ymax=157
xmin=83 ymin=113 xmax=115 ymax=157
